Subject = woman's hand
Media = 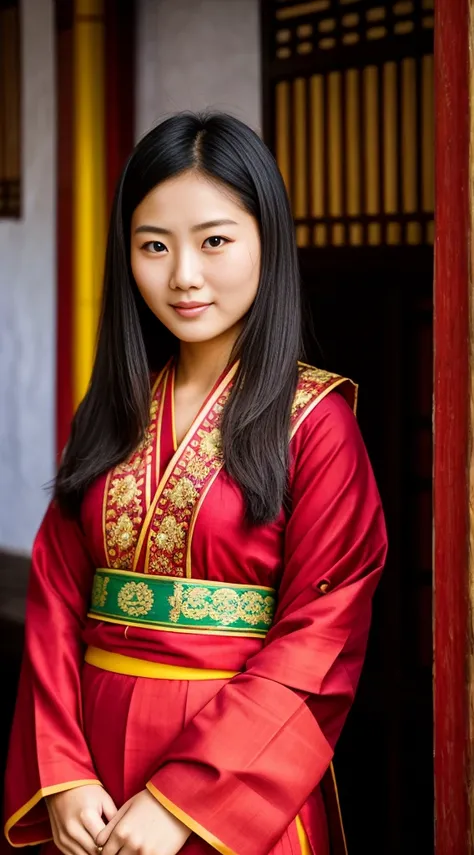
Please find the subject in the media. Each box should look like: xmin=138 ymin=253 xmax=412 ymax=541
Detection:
xmin=96 ymin=789 xmax=192 ymax=855
xmin=46 ymin=784 xmax=117 ymax=855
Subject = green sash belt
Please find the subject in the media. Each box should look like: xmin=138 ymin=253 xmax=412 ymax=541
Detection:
xmin=88 ymin=568 xmax=276 ymax=638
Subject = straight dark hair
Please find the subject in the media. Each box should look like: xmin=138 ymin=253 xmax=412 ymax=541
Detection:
xmin=55 ymin=111 xmax=303 ymax=525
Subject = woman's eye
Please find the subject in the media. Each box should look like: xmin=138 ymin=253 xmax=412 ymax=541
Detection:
xmin=143 ymin=241 xmax=167 ymax=253
xmin=203 ymin=236 xmax=228 ymax=249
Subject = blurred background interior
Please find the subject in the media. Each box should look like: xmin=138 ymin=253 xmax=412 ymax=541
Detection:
xmin=0 ymin=1 xmax=434 ymax=853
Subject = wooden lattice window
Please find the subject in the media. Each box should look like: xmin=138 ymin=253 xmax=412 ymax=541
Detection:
xmin=0 ymin=0 xmax=21 ymax=217
xmin=263 ymin=0 xmax=434 ymax=247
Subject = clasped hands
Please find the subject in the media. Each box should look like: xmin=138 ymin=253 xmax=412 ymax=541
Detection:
xmin=46 ymin=784 xmax=192 ymax=855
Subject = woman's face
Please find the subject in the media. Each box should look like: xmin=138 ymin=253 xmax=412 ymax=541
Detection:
xmin=130 ymin=171 xmax=261 ymax=344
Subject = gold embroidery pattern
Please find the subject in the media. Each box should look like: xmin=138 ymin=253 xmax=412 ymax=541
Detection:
xmin=291 ymin=364 xmax=343 ymax=426
xmin=104 ymin=379 xmax=166 ymax=570
xmin=168 ymin=583 xmax=275 ymax=627
xmin=118 ymin=581 xmax=154 ymax=617
xmin=109 ymin=474 xmax=140 ymax=507
xmin=199 ymin=428 xmax=222 ymax=460
xmin=168 ymin=478 xmax=198 ymax=509
xmin=147 ymin=390 xmax=231 ymax=577
xmin=185 ymin=458 xmax=211 ymax=481
xmin=109 ymin=513 xmax=135 ymax=552
xmin=92 ymin=574 xmax=109 ymax=608
xmin=154 ymin=515 xmax=186 ymax=551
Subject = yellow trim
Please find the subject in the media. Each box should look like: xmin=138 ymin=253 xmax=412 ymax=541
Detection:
xmin=290 ymin=378 xmax=358 ymax=439
xmin=295 ymin=816 xmax=312 ymax=855
xmin=102 ymin=363 xmax=169 ymax=567
xmin=135 ymin=362 xmax=239 ymax=571
xmin=152 ymin=367 xmax=168 ymax=505
xmin=185 ymin=470 xmax=227 ymax=578
xmin=148 ymin=364 xmax=170 ymax=510
xmin=87 ymin=612 xmax=268 ymax=638
xmin=170 ymin=362 xmax=178 ymax=452
xmin=94 ymin=566 xmax=275 ymax=593
xmin=329 ymin=763 xmax=348 ymax=855
xmin=146 ymin=784 xmax=238 ymax=855
xmin=352 ymin=382 xmax=359 ymax=414
xmin=150 ymin=363 xmax=169 ymax=399
xmin=73 ymin=0 xmax=106 ymax=407
xmin=102 ymin=469 xmax=112 ymax=566
xmin=4 ymin=779 xmax=102 ymax=847
xmin=85 ymin=646 xmax=238 ymax=680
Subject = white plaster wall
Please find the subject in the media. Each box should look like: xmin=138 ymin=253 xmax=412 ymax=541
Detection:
xmin=0 ymin=0 xmax=56 ymax=553
xmin=135 ymin=0 xmax=261 ymax=141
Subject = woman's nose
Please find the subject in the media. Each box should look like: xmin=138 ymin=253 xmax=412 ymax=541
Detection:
xmin=169 ymin=249 xmax=205 ymax=290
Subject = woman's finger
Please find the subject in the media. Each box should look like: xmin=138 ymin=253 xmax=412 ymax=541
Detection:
xmin=100 ymin=791 xmax=118 ymax=823
xmin=80 ymin=807 xmax=107 ymax=845
xmin=63 ymin=824 xmax=100 ymax=855
xmin=54 ymin=829 xmax=93 ymax=855
xmin=101 ymin=828 xmax=128 ymax=855
xmin=96 ymin=802 xmax=130 ymax=848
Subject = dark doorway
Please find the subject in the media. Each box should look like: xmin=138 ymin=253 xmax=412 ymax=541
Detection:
xmin=261 ymin=2 xmax=434 ymax=853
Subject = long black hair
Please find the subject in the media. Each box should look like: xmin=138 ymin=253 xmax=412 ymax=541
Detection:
xmin=55 ymin=111 xmax=303 ymax=525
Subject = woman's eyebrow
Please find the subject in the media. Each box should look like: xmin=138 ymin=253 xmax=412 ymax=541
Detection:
xmin=134 ymin=224 xmax=172 ymax=236
xmin=190 ymin=219 xmax=238 ymax=232
xmin=134 ymin=219 xmax=238 ymax=236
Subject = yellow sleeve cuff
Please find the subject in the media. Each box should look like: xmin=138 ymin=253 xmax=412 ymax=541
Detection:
xmin=146 ymin=782 xmax=238 ymax=855
xmin=5 ymin=779 xmax=102 ymax=847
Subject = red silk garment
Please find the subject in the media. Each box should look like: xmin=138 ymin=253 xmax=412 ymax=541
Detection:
xmin=4 ymin=363 xmax=387 ymax=855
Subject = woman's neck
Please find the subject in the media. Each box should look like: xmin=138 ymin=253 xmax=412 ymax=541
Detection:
xmin=175 ymin=326 xmax=241 ymax=393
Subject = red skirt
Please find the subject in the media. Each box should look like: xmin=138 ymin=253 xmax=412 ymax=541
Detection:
xmin=41 ymin=662 xmax=329 ymax=855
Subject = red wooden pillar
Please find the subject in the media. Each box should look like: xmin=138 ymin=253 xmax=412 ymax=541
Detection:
xmin=434 ymin=0 xmax=472 ymax=850
xmin=54 ymin=0 xmax=135 ymax=458
xmin=104 ymin=0 xmax=135 ymax=212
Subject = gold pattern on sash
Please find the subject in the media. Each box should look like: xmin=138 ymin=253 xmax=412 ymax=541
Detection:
xmin=146 ymin=393 xmax=231 ymax=578
xmin=168 ymin=583 xmax=275 ymax=628
xmin=118 ymin=581 xmax=154 ymax=617
xmin=103 ymin=368 xmax=168 ymax=569
xmin=92 ymin=574 xmax=109 ymax=607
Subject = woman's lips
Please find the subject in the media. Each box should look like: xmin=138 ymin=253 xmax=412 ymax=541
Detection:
xmin=171 ymin=303 xmax=212 ymax=318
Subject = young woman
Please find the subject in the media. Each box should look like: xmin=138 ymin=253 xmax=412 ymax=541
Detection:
xmin=4 ymin=112 xmax=387 ymax=855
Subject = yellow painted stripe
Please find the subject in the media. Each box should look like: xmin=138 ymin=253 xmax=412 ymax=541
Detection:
xmin=73 ymin=0 xmax=106 ymax=407
xmin=85 ymin=646 xmax=239 ymax=680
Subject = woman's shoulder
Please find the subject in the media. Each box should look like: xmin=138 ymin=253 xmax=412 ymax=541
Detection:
xmin=290 ymin=361 xmax=357 ymax=437
xmin=289 ymin=364 xmax=368 ymax=481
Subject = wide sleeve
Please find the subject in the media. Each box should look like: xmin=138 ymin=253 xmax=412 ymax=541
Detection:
xmin=4 ymin=501 xmax=101 ymax=847
xmin=146 ymin=392 xmax=387 ymax=855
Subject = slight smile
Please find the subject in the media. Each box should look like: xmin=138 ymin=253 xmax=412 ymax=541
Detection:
xmin=171 ymin=302 xmax=213 ymax=318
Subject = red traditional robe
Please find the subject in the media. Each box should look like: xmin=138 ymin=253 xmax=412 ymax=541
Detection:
xmin=4 ymin=361 xmax=387 ymax=855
